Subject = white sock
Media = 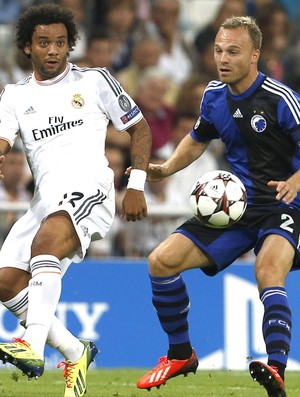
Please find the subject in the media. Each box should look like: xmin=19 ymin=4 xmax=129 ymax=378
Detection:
xmin=2 ymin=285 xmax=84 ymax=362
xmin=2 ymin=287 xmax=29 ymax=323
xmin=24 ymin=255 xmax=62 ymax=358
xmin=47 ymin=317 xmax=84 ymax=362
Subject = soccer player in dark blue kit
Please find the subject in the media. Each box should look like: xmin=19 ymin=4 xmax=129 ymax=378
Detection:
xmin=135 ymin=16 xmax=300 ymax=397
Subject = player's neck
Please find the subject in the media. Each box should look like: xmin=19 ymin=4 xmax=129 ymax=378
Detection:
xmin=228 ymin=70 xmax=259 ymax=95
xmin=33 ymin=63 xmax=70 ymax=85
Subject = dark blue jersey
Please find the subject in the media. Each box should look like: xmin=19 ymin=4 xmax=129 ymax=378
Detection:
xmin=191 ymin=72 xmax=300 ymax=208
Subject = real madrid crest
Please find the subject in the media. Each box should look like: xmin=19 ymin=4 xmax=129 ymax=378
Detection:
xmin=71 ymin=94 xmax=85 ymax=109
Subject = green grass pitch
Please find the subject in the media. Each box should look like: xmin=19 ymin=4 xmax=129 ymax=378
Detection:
xmin=0 ymin=368 xmax=299 ymax=396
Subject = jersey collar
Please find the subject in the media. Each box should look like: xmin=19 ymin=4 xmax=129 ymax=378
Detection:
xmin=33 ymin=62 xmax=71 ymax=86
xmin=227 ymin=72 xmax=266 ymax=100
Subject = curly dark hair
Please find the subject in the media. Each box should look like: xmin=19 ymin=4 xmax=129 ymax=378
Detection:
xmin=16 ymin=3 xmax=79 ymax=53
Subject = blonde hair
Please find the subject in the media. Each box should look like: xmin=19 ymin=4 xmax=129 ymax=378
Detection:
xmin=221 ymin=16 xmax=262 ymax=50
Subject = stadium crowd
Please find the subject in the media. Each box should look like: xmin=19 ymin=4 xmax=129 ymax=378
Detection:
xmin=0 ymin=0 xmax=299 ymax=256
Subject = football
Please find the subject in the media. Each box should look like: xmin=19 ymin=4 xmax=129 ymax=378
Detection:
xmin=189 ymin=170 xmax=247 ymax=228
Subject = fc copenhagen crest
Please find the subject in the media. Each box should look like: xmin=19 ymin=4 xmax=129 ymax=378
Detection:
xmin=251 ymin=114 xmax=267 ymax=133
xmin=72 ymin=94 xmax=85 ymax=109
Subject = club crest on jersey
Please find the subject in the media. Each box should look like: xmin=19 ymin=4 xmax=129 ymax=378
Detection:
xmin=118 ymin=94 xmax=131 ymax=111
xmin=71 ymin=94 xmax=85 ymax=109
xmin=251 ymin=114 xmax=267 ymax=133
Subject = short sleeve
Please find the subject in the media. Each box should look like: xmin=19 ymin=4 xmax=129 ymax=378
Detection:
xmin=190 ymin=89 xmax=220 ymax=142
xmin=0 ymin=85 xmax=19 ymax=146
xmin=277 ymin=89 xmax=300 ymax=133
xmin=95 ymin=69 xmax=143 ymax=131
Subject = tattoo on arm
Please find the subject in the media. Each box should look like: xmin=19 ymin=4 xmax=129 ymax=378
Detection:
xmin=127 ymin=118 xmax=152 ymax=170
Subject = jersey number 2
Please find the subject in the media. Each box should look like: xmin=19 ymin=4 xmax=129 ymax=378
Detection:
xmin=280 ymin=214 xmax=294 ymax=233
xmin=59 ymin=192 xmax=84 ymax=208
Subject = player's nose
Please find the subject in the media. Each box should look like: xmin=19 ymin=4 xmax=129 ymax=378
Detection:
xmin=48 ymin=44 xmax=59 ymax=55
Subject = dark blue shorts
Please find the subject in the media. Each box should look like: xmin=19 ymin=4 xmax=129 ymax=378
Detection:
xmin=175 ymin=205 xmax=300 ymax=275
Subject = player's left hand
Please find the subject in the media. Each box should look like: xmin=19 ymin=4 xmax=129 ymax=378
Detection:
xmin=121 ymin=189 xmax=148 ymax=221
xmin=268 ymin=180 xmax=297 ymax=205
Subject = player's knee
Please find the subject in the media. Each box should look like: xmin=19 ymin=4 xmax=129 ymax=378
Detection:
xmin=0 ymin=268 xmax=30 ymax=301
xmin=255 ymin=261 xmax=286 ymax=290
xmin=31 ymin=228 xmax=52 ymax=256
xmin=0 ymin=279 xmax=13 ymax=301
xmin=254 ymin=266 xmax=267 ymax=287
xmin=31 ymin=244 xmax=52 ymax=259
xmin=31 ymin=229 xmax=73 ymax=259
xmin=148 ymin=247 xmax=177 ymax=277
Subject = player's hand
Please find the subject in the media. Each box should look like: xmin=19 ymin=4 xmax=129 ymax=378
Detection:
xmin=125 ymin=163 xmax=169 ymax=182
xmin=0 ymin=155 xmax=5 ymax=180
xmin=147 ymin=163 xmax=169 ymax=182
xmin=121 ymin=189 xmax=148 ymax=221
xmin=268 ymin=180 xmax=297 ymax=205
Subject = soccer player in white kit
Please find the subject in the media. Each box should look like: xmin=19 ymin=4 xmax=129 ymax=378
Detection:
xmin=0 ymin=4 xmax=152 ymax=397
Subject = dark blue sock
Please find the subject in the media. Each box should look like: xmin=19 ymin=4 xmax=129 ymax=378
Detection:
xmin=260 ymin=287 xmax=291 ymax=373
xmin=150 ymin=273 xmax=191 ymax=348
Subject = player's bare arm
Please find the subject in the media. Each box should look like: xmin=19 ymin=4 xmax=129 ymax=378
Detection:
xmin=122 ymin=118 xmax=152 ymax=221
xmin=268 ymin=169 xmax=300 ymax=205
xmin=0 ymin=140 xmax=11 ymax=179
xmin=147 ymin=135 xmax=209 ymax=182
xmin=126 ymin=118 xmax=152 ymax=171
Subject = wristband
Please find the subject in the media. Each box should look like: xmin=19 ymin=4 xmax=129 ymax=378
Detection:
xmin=127 ymin=169 xmax=147 ymax=191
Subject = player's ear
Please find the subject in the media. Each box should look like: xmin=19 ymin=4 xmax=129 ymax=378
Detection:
xmin=23 ymin=43 xmax=31 ymax=57
xmin=252 ymin=49 xmax=260 ymax=63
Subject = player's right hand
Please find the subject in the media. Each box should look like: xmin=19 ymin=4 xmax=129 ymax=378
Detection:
xmin=146 ymin=163 xmax=169 ymax=182
xmin=125 ymin=163 xmax=169 ymax=182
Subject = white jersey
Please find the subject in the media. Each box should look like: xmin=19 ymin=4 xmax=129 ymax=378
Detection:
xmin=0 ymin=63 xmax=142 ymax=193
xmin=0 ymin=63 xmax=143 ymax=264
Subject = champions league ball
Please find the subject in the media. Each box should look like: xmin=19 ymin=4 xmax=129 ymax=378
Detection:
xmin=189 ymin=170 xmax=247 ymax=228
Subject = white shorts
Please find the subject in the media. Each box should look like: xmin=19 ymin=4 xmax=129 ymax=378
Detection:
xmin=0 ymin=180 xmax=115 ymax=274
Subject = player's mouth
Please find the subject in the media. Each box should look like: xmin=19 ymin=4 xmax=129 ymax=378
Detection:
xmin=45 ymin=59 xmax=59 ymax=67
xmin=219 ymin=67 xmax=231 ymax=75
